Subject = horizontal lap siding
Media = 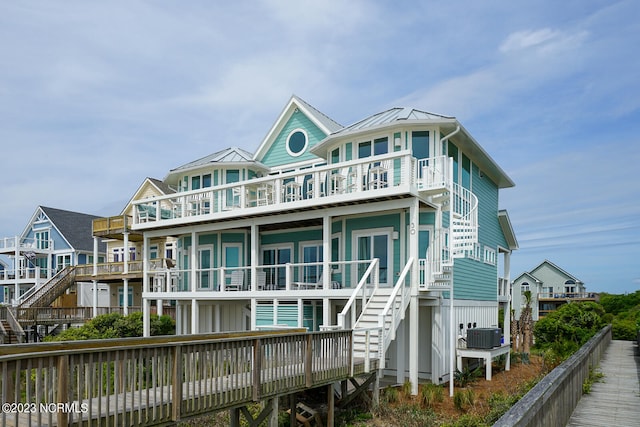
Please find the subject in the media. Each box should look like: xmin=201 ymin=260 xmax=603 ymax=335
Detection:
xmin=261 ymin=111 xmax=327 ymax=167
xmin=454 ymin=165 xmax=504 ymax=301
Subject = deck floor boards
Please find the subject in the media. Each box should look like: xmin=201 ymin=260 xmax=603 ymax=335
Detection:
xmin=566 ymin=340 xmax=640 ymax=427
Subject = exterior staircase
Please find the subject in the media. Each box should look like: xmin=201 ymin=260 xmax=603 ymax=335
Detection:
xmin=418 ymin=156 xmax=479 ymax=290
xmin=340 ymin=155 xmax=479 ymax=368
xmin=1 ymin=319 xmax=19 ymax=344
xmin=0 ymin=306 xmax=25 ymax=344
xmin=17 ymin=265 xmax=77 ymax=308
xmin=351 ymin=259 xmax=414 ymax=369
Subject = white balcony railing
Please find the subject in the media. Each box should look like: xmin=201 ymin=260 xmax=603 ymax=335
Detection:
xmin=131 ymin=152 xmax=449 ymax=227
xmin=0 ymin=236 xmax=54 ymax=252
xmin=146 ymin=260 xmax=375 ymax=294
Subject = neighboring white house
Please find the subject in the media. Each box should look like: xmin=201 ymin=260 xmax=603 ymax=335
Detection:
xmin=512 ymin=260 xmax=596 ymax=321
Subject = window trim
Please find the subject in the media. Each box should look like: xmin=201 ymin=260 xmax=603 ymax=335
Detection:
xmin=286 ymin=128 xmax=309 ymax=157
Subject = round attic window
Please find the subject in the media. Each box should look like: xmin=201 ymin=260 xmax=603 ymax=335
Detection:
xmin=286 ymin=129 xmax=308 ymax=157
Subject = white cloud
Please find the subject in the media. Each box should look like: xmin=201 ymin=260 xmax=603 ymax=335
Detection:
xmin=499 ymin=28 xmax=586 ymax=53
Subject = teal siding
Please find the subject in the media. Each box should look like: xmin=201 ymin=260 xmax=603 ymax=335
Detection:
xmin=255 ymin=304 xmax=302 ymax=328
xmin=260 ymin=111 xmax=327 ymax=167
xmin=256 ymin=305 xmax=274 ymax=327
xmin=453 ymin=164 xmax=504 ymax=301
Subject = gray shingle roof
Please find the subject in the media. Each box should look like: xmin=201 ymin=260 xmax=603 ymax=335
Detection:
xmin=39 ymin=206 xmax=105 ymax=253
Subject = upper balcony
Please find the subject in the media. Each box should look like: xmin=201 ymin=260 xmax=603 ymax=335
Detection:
xmin=92 ymin=215 xmax=143 ymax=242
xmin=130 ymin=152 xmax=451 ymax=230
xmin=0 ymin=236 xmax=55 ymax=255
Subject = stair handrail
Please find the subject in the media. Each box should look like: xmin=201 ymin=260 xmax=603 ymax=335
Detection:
xmin=337 ymin=258 xmax=379 ymax=329
xmin=15 ymin=272 xmax=50 ymax=305
xmin=5 ymin=307 xmax=25 ymax=343
xmin=18 ymin=265 xmax=76 ymax=308
xmin=377 ymin=258 xmax=414 ymax=366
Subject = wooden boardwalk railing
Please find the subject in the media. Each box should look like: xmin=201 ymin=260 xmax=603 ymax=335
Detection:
xmin=0 ymin=329 xmax=377 ymax=426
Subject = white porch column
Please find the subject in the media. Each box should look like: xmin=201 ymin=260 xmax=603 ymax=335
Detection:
xmin=191 ymin=298 xmax=199 ymax=334
xmin=323 ymin=298 xmax=330 ymax=329
xmin=251 ymin=223 xmax=258 ymax=292
xmin=14 ymin=237 xmax=19 ymax=306
xmin=409 ymin=199 xmax=419 ymax=395
xmin=175 ymin=302 xmax=183 ymax=335
xmin=92 ymin=236 xmax=99 ymax=317
xmin=142 ymin=234 xmax=150 ymax=335
xmin=503 ymin=251 xmax=511 ymax=346
xmin=396 ymin=318 xmax=406 ymax=384
xmin=191 ymin=231 xmax=197 ymax=292
xmin=323 ymin=214 xmax=331 ymax=328
xmin=215 ymin=304 xmax=222 ymax=332
xmin=123 ymin=232 xmax=129 ymax=274
xmin=93 ymin=236 xmax=99 ymax=275
xmin=249 ymin=300 xmax=256 ymax=330
xmin=449 ymin=280 xmax=455 ymax=397
xmin=92 ymin=280 xmax=98 ymax=318
xmin=298 ymin=298 xmax=304 ymax=328
xmin=143 ymin=297 xmax=151 ymax=337
xmin=322 ymin=214 xmax=330 ymax=290
xmin=123 ymin=278 xmax=129 ymax=316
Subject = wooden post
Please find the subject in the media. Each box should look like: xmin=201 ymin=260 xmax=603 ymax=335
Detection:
xmin=253 ymin=338 xmax=261 ymax=402
xmin=327 ymin=383 xmax=335 ymax=427
xmin=229 ymin=407 xmax=241 ymax=427
xmin=57 ymin=355 xmax=69 ymax=427
xmin=289 ymin=393 xmax=297 ymax=426
xmin=305 ymin=334 xmax=313 ymax=388
xmin=269 ymin=397 xmax=279 ymax=427
xmin=172 ymin=345 xmax=182 ymax=421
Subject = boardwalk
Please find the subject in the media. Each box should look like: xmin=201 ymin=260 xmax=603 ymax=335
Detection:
xmin=0 ymin=329 xmax=378 ymax=427
xmin=566 ymin=340 xmax=640 ymax=426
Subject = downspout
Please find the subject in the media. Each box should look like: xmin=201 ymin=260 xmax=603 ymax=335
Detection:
xmin=442 ymin=123 xmax=460 ymax=398
xmin=441 ymin=125 xmax=461 ymax=146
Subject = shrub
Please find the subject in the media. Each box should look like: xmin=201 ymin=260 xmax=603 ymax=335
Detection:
xmin=418 ymin=383 xmax=444 ymax=407
xmin=45 ymin=312 xmax=175 ymax=341
xmin=454 ymin=366 xmax=483 ymax=387
xmin=382 ymin=385 xmax=399 ymax=404
xmin=534 ymin=302 xmax=604 ymax=350
xmin=611 ymin=318 xmax=638 ymax=340
xmin=453 ymin=389 xmax=475 ymax=411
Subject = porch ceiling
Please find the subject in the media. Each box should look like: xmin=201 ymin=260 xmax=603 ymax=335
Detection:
xmin=145 ymin=193 xmax=416 ymax=233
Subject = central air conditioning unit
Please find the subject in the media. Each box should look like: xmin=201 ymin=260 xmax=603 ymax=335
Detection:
xmin=466 ymin=328 xmax=501 ymax=349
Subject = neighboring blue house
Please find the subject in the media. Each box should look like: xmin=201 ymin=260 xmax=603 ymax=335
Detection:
xmin=0 ymin=206 xmax=106 ymax=305
xmin=98 ymin=95 xmax=517 ymax=391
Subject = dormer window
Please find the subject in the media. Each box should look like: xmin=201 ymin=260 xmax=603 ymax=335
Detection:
xmin=286 ymin=129 xmax=308 ymax=157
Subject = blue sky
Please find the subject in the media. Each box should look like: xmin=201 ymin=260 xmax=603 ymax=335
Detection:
xmin=1 ymin=1 xmax=638 ymax=294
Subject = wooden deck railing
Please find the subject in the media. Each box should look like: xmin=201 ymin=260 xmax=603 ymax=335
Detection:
xmin=0 ymin=329 xmax=370 ymax=426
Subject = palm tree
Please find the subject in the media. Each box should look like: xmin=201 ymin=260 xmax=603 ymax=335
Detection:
xmin=520 ymin=290 xmax=533 ymax=355
xmin=510 ymin=309 xmax=519 ymax=352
